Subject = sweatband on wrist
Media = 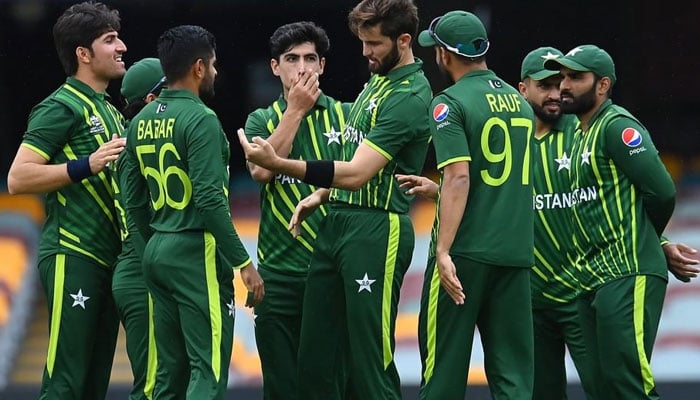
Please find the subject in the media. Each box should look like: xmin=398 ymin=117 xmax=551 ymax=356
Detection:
xmin=303 ymin=160 xmax=335 ymax=188
xmin=66 ymin=157 xmax=93 ymax=183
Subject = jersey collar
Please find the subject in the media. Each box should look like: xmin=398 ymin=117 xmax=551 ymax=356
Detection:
xmin=157 ymin=88 xmax=205 ymax=105
xmin=65 ymin=76 xmax=109 ymax=101
xmin=383 ymin=58 xmax=424 ymax=81
xmin=586 ymin=98 xmax=613 ymax=128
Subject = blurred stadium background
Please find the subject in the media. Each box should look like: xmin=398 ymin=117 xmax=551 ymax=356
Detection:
xmin=1 ymin=1 xmax=698 ymax=399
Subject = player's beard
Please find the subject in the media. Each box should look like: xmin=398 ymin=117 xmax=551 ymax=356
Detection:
xmin=437 ymin=58 xmax=454 ymax=85
xmin=199 ymin=72 xmax=216 ymax=103
xmin=370 ymin=42 xmax=400 ymax=76
xmin=561 ymin=83 xmax=596 ymax=115
xmin=531 ymin=100 xmax=561 ymax=124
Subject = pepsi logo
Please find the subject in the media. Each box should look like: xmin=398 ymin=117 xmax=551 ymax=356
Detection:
xmin=433 ymin=103 xmax=449 ymax=122
xmin=621 ymin=128 xmax=643 ymax=147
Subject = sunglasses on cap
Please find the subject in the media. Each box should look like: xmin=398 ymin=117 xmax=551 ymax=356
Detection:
xmin=145 ymin=76 xmax=167 ymax=99
xmin=427 ymin=16 xmax=489 ymax=59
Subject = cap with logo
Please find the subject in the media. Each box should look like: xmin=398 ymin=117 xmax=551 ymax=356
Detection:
xmin=120 ymin=57 xmax=166 ymax=104
xmin=418 ymin=10 xmax=489 ymax=58
xmin=543 ymin=44 xmax=616 ymax=85
xmin=520 ymin=47 xmax=564 ymax=81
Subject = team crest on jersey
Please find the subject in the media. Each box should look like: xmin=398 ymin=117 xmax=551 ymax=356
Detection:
xmin=88 ymin=115 xmax=105 ymax=134
xmin=433 ymin=103 xmax=449 ymax=122
xmin=621 ymin=127 xmax=642 ymax=147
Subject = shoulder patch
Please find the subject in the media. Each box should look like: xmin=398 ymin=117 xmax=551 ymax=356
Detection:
xmin=621 ymin=127 xmax=642 ymax=147
xmin=433 ymin=103 xmax=449 ymax=122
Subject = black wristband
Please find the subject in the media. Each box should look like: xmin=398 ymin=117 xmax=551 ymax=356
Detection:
xmin=303 ymin=160 xmax=335 ymax=188
xmin=66 ymin=157 xmax=93 ymax=183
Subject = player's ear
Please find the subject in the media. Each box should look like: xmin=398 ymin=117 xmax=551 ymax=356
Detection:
xmin=397 ymin=33 xmax=411 ymax=51
xmin=597 ymin=77 xmax=611 ymax=96
xmin=270 ymin=58 xmax=280 ymax=76
xmin=318 ymin=57 xmax=326 ymax=76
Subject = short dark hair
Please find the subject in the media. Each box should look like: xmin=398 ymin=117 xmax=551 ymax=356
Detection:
xmin=269 ymin=21 xmax=330 ymax=61
xmin=53 ymin=1 xmax=121 ymax=76
xmin=157 ymin=25 xmax=216 ymax=83
xmin=348 ymin=0 xmax=418 ymax=41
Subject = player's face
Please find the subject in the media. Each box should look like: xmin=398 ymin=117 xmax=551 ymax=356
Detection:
xmin=199 ymin=54 xmax=217 ymax=101
xmin=358 ymin=25 xmax=400 ymax=76
xmin=87 ymin=31 xmax=127 ymax=81
xmin=559 ymin=67 xmax=597 ymax=115
xmin=524 ymin=74 xmax=563 ymax=124
xmin=271 ymin=42 xmax=325 ymax=93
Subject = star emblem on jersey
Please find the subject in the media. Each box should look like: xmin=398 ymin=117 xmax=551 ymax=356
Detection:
xmin=323 ymin=126 xmax=342 ymax=145
xmin=540 ymin=51 xmax=560 ymax=61
xmin=356 ymin=273 xmax=376 ymax=293
xmin=566 ymin=47 xmax=584 ymax=57
xmin=555 ymin=152 xmax=571 ymax=171
xmin=227 ymin=299 xmax=235 ymax=317
xmin=365 ymin=98 xmax=378 ymax=113
xmin=580 ymin=148 xmax=592 ymax=165
xmin=70 ymin=289 xmax=90 ymax=309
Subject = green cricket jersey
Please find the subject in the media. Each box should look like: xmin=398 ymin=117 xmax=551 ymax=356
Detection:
xmin=22 ymin=77 xmax=123 ymax=268
xmin=245 ymin=93 xmax=350 ymax=276
xmin=121 ymin=88 xmax=250 ymax=269
xmin=112 ymin=120 xmax=149 ymax=291
xmin=569 ymin=99 xmax=675 ymax=290
xmin=431 ymin=69 xmax=535 ymax=267
xmin=531 ymin=114 xmax=580 ymax=307
xmin=329 ymin=60 xmax=432 ymax=214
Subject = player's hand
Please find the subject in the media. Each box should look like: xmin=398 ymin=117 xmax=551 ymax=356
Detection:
xmin=436 ymin=252 xmax=465 ymax=305
xmin=395 ymin=174 xmax=439 ymax=200
xmin=237 ymin=128 xmax=279 ymax=170
xmin=663 ymin=242 xmax=699 ymax=282
xmin=240 ymin=263 xmax=264 ymax=307
xmin=287 ymin=69 xmax=321 ymax=116
xmin=89 ymin=133 xmax=126 ymax=173
xmin=288 ymin=190 xmax=324 ymax=237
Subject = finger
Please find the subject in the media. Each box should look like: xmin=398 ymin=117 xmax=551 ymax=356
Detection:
xmin=236 ymin=129 xmax=249 ymax=149
xmin=677 ymin=243 xmax=698 ymax=254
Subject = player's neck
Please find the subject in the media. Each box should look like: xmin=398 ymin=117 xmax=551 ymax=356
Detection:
xmin=534 ymin=119 xmax=553 ymax=139
xmin=577 ymin=97 xmax=606 ymax=132
xmin=73 ymin=69 xmax=109 ymax=93
xmin=388 ymin=48 xmax=415 ymax=74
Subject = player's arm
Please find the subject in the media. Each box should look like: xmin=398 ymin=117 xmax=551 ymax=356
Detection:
xmin=239 ymin=134 xmax=387 ymax=190
xmin=604 ymin=118 xmax=676 ymax=235
xmin=246 ymin=71 xmax=320 ymax=183
xmin=118 ymin=144 xmax=152 ymax=257
xmin=8 ymin=102 xmax=125 ymax=194
xmin=238 ymin=92 xmax=427 ymax=190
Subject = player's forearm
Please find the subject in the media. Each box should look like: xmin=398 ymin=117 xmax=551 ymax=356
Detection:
xmin=436 ymin=174 xmax=469 ymax=256
xmin=642 ymin=192 xmax=676 ymax=236
xmin=248 ymin=110 xmax=306 ymax=183
xmin=267 ymin=108 xmax=306 ymax=158
xmin=7 ymin=162 xmax=74 ymax=194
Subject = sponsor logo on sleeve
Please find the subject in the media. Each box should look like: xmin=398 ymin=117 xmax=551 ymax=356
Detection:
xmin=433 ymin=103 xmax=449 ymax=122
xmin=622 ymin=127 xmax=647 ymax=155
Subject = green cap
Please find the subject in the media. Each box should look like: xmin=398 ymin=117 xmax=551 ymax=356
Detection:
xmin=544 ymin=44 xmax=616 ymax=85
xmin=520 ymin=46 xmax=564 ymax=81
xmin=418 ymin=10 xmax=489 ymax=58
xmin=120 ymin=58 xmax=166 ymax=104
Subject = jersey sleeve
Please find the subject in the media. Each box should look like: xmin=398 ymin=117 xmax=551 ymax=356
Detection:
xmin=22 ymin=99 xmax=77 ymax=161
xmin=187 ymin=113 xmax=251 ymax=269
xmin=430 ymin=94 xmax=470 ymax=170
xmin=604 ymin=117 xmax=676 ymax=235
xmin=244 ymin=108 xmax=272 ymax=141
xmin=363 ymin=91 xmax=429 ymax=161
xmin=121 ymin=125 xmax=153 ymax=255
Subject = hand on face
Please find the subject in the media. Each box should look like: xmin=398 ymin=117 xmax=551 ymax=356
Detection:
xmin=287 ymin=69 xmax=321 ymax=115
